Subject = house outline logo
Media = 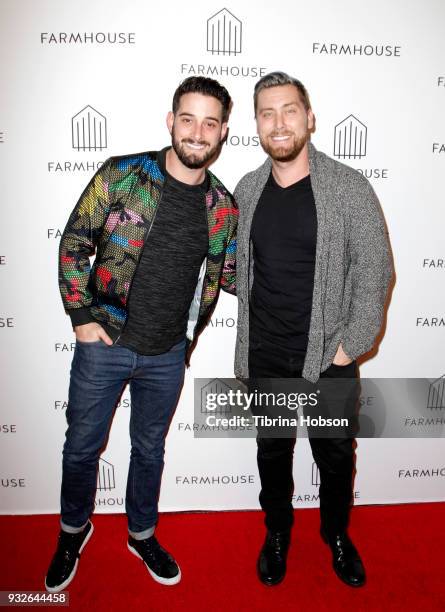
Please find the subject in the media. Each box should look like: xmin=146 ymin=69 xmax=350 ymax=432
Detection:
xmin=334 ymin=114 xmax=367 ymax=159
xmin=427 ymin=375 xmax=445 ymax=410
xmin=201 ymin=378 xmax=232 ymax=414
xmin=311 ymin=462 xmax=320 ymax=487
xmin=97 ymin=457 xmax=115 ymax=491
xmin=72 ymin=105 xmax=107 ymax=152
xmin=207 ymin=8 xmax=242 ymax=56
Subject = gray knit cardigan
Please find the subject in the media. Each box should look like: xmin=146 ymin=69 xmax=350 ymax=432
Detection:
xmin=233 ymin=142 xmax=393 ymax=383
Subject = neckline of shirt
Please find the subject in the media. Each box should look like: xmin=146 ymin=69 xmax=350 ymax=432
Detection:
xmin=157 ymin=147 xmax=209 ymax=192
xmin=268 ymin=171 xmax=311 ymax=192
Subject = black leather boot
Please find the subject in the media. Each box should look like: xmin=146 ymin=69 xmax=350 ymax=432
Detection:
xmin=257 ymin=530 xmax=291 ymax=586
xmin=321 ymin=528 xmax=366 ymax=587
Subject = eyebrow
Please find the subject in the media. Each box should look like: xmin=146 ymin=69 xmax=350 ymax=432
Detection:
xmin=259 ymin=102 xmax=299 ymax=112
xmin=178 ymin=112 xmax=221 ymax=124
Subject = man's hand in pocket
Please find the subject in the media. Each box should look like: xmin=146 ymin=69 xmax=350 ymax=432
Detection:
xmin=74 ymin=322 xmax=113 ymax=345
xmin=332 ymin=343 xmax=353 ymax=366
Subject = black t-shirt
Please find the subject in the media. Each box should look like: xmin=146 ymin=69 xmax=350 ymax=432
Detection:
xmin=250 ymin=171 xmax=317 ymax=362
xmin=117 ymin=148 xmax=208 ymax=355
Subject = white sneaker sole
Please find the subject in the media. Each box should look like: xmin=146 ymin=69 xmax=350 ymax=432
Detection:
xmin=45 ymin=521 xmax=94 ymax=593
xmin=127 ymin=541 xmax=182 ymax=585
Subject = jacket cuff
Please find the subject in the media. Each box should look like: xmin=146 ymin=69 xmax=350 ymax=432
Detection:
xmin=67 ymin=307 xmax=96 ymax=328
xmin=340 ymin=334 xmax=366 ymax=363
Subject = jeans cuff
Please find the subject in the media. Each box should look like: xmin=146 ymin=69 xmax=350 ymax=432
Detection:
xmin=60 ymin=519 xmax=88 ymax=534
xmin=128 ymin=525 xmax=155 ymax=540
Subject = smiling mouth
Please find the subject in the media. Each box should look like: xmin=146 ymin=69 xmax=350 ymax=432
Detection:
xmin=271 ymin=135 xmax=291 ymax=142
xmin=184 ymin=141 xmax=207 ymax=150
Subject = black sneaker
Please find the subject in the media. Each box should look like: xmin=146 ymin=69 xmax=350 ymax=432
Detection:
xmin=127 ymin=535 xmax=181 ymax=585
xmin=45 ymin=521 xmax=94 ymax=592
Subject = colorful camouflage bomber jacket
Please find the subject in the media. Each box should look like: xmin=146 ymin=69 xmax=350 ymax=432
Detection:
xmin=58 ymin=150 xmax=238 ymax=350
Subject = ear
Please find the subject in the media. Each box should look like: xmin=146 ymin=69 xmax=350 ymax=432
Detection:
xmin=307 ymin=109 xmax=315 ymax=131
xmin=220 ymin=122 xmax=228 ymax=142
xmin=166 ymin=111 xmax=174 ymax=135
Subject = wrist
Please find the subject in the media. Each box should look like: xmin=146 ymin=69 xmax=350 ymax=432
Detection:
xmin=68 ymin=307 xmax=95 ymax=327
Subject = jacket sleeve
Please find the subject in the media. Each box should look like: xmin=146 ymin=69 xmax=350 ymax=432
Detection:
xmin=58 ymin=159 xmax=112 ymax=327
xmin=341 ymin=179 xmax=394 ymax=360
xmin=220 ymin=197 xmax=238 ymax=296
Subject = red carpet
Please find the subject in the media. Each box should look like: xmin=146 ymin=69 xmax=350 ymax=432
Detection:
xmin=1 ymin=504 xmax=444 ymax=611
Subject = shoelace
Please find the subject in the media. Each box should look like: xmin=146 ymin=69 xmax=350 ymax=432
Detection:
xmin=136 ymin=538 xmax=169 ymax=563
xmin=53 ymin=533 xmax=84 ymax=564
xmin=267 ymin=533 xmax=288 ymax=557
xmin=332 ymin=536 xmax=358 ymax=563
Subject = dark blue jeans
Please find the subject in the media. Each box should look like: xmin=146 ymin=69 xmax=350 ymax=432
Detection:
xmin=61 ymin=338 xmax=186 ymax=538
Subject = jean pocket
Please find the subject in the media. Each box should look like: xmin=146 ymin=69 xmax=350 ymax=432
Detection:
xmin=327 ymin=360 xmax=357 ymax=378
xmin=169 ymin=339 xmax=187 ymax=353
xmin=75 ymin=338 xmax=104 ymax=346
xmin=330 ymin=361 xmax=354 ymax=369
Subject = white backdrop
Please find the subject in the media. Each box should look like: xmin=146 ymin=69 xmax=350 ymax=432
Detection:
xmin=1 ymin=0 xmax=444 ymax=516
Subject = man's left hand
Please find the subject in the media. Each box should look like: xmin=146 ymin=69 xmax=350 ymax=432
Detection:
xmin=333 ymin=343 xmax=353 ymax=366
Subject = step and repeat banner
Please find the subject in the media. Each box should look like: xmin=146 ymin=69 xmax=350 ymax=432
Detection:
xmin=1 ymin=0 xmax=444 ymax=516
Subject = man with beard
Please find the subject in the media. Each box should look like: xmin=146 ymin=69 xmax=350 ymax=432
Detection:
xmin=46 ymin=77 xmax=237 ymax=592
xmin=234 ymin=72 xmax=392 ymax=587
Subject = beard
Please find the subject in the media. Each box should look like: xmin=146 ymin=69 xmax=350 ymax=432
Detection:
xmin=259 ymin=131 xmax=309 ymax=162
xmin=171 ymin=126 xmax=221 ymax=169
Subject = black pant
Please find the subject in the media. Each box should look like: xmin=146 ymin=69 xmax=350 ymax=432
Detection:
xmin=249 ymin=338 xmax=357 ymax=536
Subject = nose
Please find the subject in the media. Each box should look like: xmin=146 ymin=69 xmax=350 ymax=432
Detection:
xmin=193 ymin=121 xmax=204 ymax=142
xmin=274 ymin=112 xmax=285 ymax=131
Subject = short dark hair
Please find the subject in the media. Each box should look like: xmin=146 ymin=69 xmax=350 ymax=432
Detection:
xmin=172 ymin=76 xmax=232 ymax=123
xmin=254 ymin=71 xmax=311 ymax=115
